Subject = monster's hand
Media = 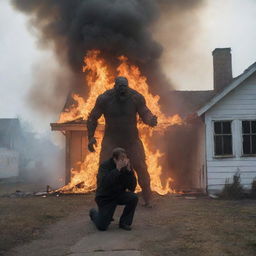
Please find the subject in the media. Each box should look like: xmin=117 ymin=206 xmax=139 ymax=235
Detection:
xmin=88 ymin=137 xmax=97 ymax=152
xmin=149 ymin=115 xmax=158 ymax=127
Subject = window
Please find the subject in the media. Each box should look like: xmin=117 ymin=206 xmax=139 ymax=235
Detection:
xmin=242 ymin=120 xmax=256 ymax=155
xmin=214 ymin=121 xmax=233 ymax=156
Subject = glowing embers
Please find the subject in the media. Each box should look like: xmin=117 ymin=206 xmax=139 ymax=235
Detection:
xmin=57 ymin=50 xmax=183 ymax=194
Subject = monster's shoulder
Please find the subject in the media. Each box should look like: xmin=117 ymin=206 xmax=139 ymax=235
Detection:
xmin=97 ymin=89 xmax=115 ymax=103
xmin=129 ymin=88 xmax=145 ymax=105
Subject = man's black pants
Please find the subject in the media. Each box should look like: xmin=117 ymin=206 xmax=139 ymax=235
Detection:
xmin=90 ymin=192 xmax=138 ymax=231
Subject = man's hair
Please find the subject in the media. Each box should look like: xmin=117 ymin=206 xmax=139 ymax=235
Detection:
xmin=112 ymin=147 xmax=126 ymax=160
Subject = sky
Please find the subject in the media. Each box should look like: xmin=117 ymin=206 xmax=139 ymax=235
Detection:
xmin=0 ymin=1 xmax=55 ymax=133
xmin=157 ymin=0 xmax=256 ymax=90
xmin=0 ymin=0 xmax=256 ymax=135
xmin=0 ymin=0 xmax=64 ymax=139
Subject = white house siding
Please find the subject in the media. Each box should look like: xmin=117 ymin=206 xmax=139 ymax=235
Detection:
xmin=0 ymin=148 xmax=19 ymax=178
xmin=205 ymin=73 xmax=256 ymax=191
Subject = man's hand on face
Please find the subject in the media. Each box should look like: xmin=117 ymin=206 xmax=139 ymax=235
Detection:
xmin=116 ymin=158 xmax=132 ymax=173
xmin=126 ymin=159 xmax=132 ymax=171
xmin=116 ymin=158 xmax=128 ymax=171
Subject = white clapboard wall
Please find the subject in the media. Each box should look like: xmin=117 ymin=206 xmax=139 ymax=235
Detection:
xmin=205 ymin=72 xmax=256 ymax=191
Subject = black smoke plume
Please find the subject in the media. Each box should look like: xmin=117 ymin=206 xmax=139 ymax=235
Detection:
xmin=12 ymin=0 xmax=203 ymax=101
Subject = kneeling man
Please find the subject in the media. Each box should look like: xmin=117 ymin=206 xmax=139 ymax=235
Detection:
xmin=89 ymin=148 xmax=138 ymax=231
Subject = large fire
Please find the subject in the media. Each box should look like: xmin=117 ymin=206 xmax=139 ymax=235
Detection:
xmin=57 ymin=50 xmax=183 ymax=195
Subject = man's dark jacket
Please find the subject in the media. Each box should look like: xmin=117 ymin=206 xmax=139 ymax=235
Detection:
xmin=95 ymin=158 xmax=137 ymax=204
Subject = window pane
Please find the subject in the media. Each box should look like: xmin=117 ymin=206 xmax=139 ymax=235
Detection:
xmin=252 ymin=135 xmax=256 ymax=154
xmin=252 ymin=121 xmax=256 ymax=133
xmin=214 ymin=136 xmax=222 ymax=155
xmin=223 ymin=135 xmax=232 ymax=155
xmin=223 ymin=122 xmax=231 ymax=134
xmin=214 ymin=122 xmax=222 ymax=134
xmin=243 ymin=135 xmax=251 ymax=154
xmin=242 ymin=121 xmax=250 ymax=133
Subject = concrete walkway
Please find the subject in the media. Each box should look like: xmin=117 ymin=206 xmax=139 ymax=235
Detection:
xmin=70 ymin=224 xmax=142 ymax=256
xmin=69 ymin=205 xmax=150 ymax=256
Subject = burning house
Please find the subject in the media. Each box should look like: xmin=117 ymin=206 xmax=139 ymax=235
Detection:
xmin=51 ymin=48 xmax=256 ymax=194
xmin=51 ymin=50 xmax=183 ymax=194
xmin=50 ymin=50 xmax=207 ymax=193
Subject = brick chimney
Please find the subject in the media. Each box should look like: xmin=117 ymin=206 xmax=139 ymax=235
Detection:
xmin=212 ymin=48 xmax=233 ymax=92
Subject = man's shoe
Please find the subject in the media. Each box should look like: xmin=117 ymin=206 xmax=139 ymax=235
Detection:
xmin=119 ymin=224 xmax=132 ymax=231
xmin=89 ymin=208 xmax=97 ymax=221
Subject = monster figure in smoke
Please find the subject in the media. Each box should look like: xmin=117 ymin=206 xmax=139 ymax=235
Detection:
xmin=87 ymin=76 xmax=157 ymax=206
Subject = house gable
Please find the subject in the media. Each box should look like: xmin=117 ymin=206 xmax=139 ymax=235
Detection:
xmin=206 ymin=72 xmax=256 ymax=118
xmin=197 ymin=63 xmax=256 ymax=116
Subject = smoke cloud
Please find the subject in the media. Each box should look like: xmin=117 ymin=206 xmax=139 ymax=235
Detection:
xmin=12 ymin=0 xmax=204 ymax=102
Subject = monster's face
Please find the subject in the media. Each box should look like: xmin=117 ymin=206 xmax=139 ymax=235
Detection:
xmin=114 ymin=76 xmax=129 ymax=101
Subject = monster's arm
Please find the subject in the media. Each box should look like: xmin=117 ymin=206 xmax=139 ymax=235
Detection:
xmin=136 ymin=94 xmax=157 ymax=127
xmin=86 ymin=95 xmax=103 ymax=151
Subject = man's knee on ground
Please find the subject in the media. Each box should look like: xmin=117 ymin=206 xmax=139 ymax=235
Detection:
xmin=96 ymin=217 xmax=112 ymax=231
xmin=97 ymin=226 xmax=108 ymax=231
xmin=96 ymin=222 xmax=109 ymax=231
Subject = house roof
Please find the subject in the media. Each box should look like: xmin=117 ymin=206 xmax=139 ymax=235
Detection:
xmin=197 ymin=62 xmax=256 ymax=116
xmin=167 ymin=90 xmax=216 ymax=117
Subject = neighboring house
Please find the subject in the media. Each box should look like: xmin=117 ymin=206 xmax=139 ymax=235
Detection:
xmin=0 ymin=118 xmax=23 ymax=178
xmin=197 ymin=55 xmax=256 ymax=192
xmin=168 ymin=48 xmax=256 ymax=192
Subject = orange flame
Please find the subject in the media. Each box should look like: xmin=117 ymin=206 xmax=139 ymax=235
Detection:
xmin=57 ymin=50 xmax=183 ymax=194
